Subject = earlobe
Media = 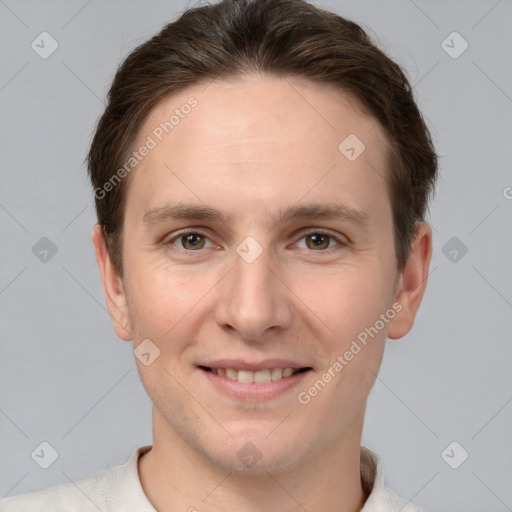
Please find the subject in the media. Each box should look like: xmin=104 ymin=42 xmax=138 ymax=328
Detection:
xmin=387 ymin=222 xmax=433 ymax=340
xmin=91 ymin=224 xmax=133 ymax=341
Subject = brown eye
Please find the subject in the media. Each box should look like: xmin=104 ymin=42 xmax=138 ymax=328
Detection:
xmin=180 ymin=233 xmax=206 ymax=250
xmin=305 ymin=233 xmax=331 ymax=250
xmin=166 ymin=230 xmax=216 ymax=253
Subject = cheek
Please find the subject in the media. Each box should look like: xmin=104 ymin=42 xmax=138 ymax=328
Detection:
xmin=126 ymin=259 xmax=212 ymax=339
xmin=292 ymin=264 xmax=392 ymax=345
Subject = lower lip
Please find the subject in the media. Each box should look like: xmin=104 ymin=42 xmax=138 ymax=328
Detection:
xmin=199 ymin=368 xmax=311 ymax=401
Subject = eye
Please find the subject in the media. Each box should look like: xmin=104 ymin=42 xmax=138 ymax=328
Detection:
xmin=295 ymin=231 xmax=346 ymax=251
xmin=164 ymin=229 xmax=347 ymax=254
xmin=167 ymin=231 xmax=214 ymax=251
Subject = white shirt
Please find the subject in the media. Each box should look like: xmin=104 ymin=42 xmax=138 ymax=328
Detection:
xmin=0 ymin=445 xmax=426 ymax=511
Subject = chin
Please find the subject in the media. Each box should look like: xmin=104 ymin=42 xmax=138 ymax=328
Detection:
xmin=202 ymin=425 xmax=312 ymax=475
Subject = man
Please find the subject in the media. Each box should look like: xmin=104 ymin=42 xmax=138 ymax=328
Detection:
xmin=1 ymin=0 xmax=437 ymax=510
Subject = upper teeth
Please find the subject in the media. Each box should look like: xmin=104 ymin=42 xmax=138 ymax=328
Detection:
xmin=211 ymin=367 xmax=298 ymax=383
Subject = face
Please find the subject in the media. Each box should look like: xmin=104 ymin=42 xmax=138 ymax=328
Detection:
xmin=94 ymin=74 xmax=430 ymax=474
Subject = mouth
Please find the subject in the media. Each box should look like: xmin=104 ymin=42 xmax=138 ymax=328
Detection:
xmin=198 ymin=365 xmax=312 ymax=384
xmin=197 ymin=358 xmax=314 ymax=401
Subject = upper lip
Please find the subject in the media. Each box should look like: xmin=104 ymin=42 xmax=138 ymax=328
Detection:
xmin=199 ymin=359 xmax=312 ymax=371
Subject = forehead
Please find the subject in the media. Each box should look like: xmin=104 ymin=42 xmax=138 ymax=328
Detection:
xmin=127 ymin=74 xmax=391 ymax=223
xmin=138 ymin=74 xmax=388 ymax=158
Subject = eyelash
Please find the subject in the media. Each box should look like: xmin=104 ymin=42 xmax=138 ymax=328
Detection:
xmin=164 ymin=229 xmax=348 ymax=255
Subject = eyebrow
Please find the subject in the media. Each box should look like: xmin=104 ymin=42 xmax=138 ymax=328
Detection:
xmin=142 ymin=202 xmax=370 ymax=228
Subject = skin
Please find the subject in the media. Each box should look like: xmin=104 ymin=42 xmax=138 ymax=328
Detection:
xmin=92 ymin=74 xmax=432 ymax=512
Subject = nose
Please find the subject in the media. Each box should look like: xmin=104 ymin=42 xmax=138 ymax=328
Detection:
xmin=213 ymin=244 xmax=294 ymax=343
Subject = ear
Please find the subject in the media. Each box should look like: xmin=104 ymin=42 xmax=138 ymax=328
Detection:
xmin=91 ymin=223 xmax=132 ymax=341
xmin=387 ymin=222 xmax=433 ymax=340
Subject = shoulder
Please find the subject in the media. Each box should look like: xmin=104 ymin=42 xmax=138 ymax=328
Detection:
xmin=360 ymin=445 xmax=428 ymax=512
xmin=0 ymin=469 xmax=108 ymax=512
xmin=0 ymin=445 xmax=153 ymax=512
xmin=372 ymin=485 xmax=428 ymax=512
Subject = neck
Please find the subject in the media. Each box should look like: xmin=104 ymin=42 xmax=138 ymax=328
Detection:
xmin=138 ymin=409 xmax=368 ymax=512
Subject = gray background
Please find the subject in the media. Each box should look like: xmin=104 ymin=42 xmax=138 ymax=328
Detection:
xmin=1 ymin=0 xmax=511 ymax=510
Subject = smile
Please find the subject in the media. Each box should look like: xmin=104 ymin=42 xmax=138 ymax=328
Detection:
xmin=198 ymin=363 xmax=313 ymax=401
xmin=200 ymin=366 xmax=310 ymax=383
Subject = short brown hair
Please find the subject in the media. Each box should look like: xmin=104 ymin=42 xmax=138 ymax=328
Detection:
xmin=87 ymin=0 xmax=438 ymax=277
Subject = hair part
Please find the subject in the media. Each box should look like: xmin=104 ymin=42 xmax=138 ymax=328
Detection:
xmin=87 ymin=0 xmax=438 ymax=277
